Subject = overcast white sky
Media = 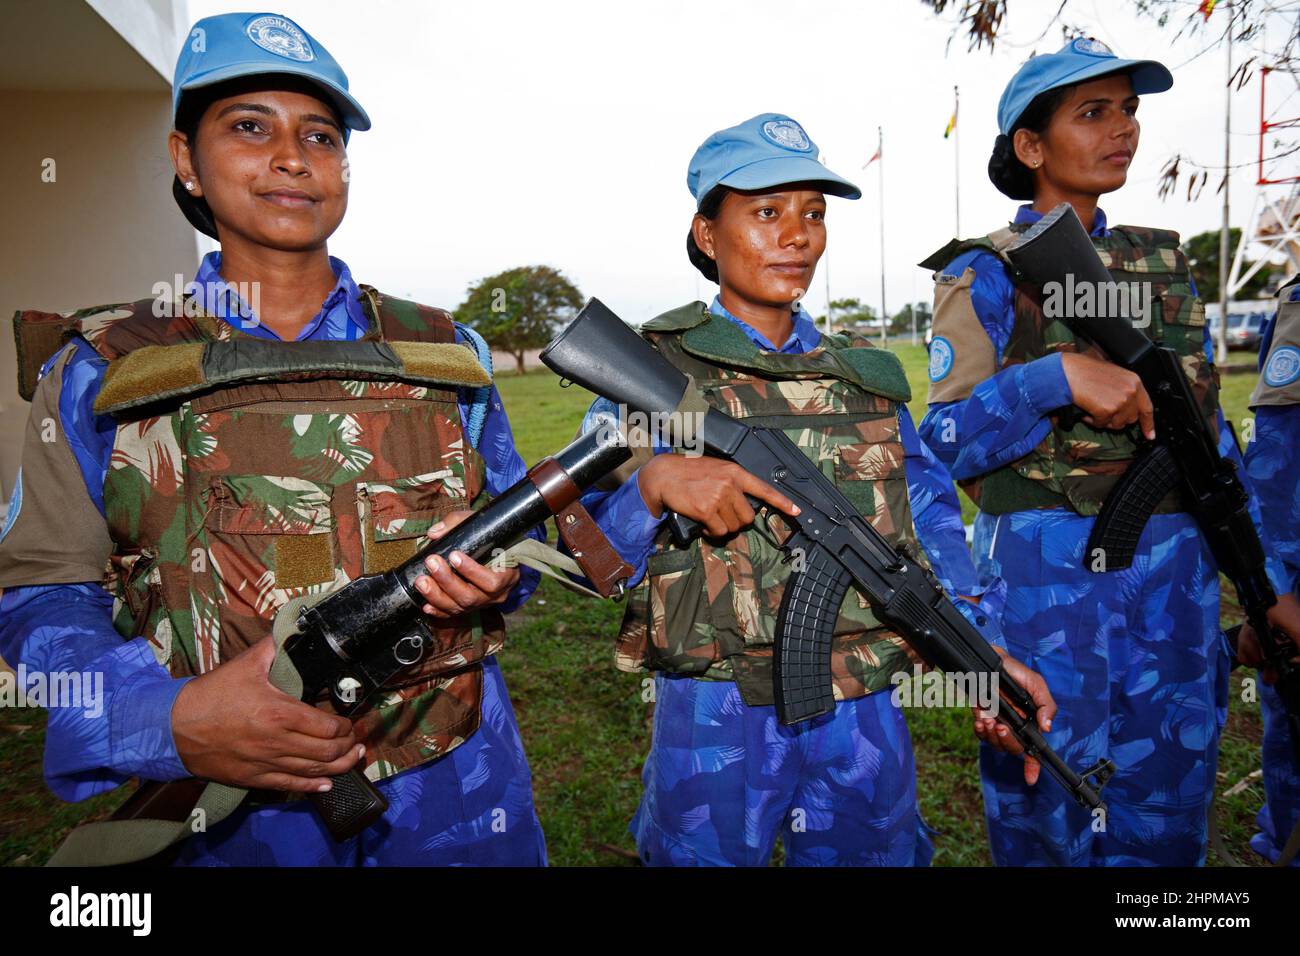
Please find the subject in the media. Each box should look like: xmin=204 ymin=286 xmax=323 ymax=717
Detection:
xmin=186 ymin=0 xmax=1299 ymax=325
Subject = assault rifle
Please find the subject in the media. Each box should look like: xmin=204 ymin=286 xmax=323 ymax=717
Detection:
xmin=1002 ymin=202 xmax=1300 ymax=763
xmin=113 ymin=430 xmax=633 ymax=844
xmin=541 ymin=298 xmax=1114 ymax=812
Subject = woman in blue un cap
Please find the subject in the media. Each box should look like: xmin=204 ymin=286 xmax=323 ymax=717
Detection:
xmin=0 ymin=12 xmax=548 ymax=865
xmin=917 ymin=37 xmax=1300 ymax=865
xmin=580 ymin=113 xmax=1054 ymax=866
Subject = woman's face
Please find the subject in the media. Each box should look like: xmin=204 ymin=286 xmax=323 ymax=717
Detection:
xmin=1016 ymin=73 xmax=1140 ymax=199
xmin=171 ymin=88 xmax=348 ymax=251
xmin=694 ymin=187 xmax=827 ymax=307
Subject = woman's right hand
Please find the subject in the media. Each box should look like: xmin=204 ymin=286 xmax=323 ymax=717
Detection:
xmin=638 ymin=454 xmax=801 ymax=538
xmin=171 ymin=635 xmax=362 ymax=792
xmin=1059 ymin=352 xmax=1156 ymax=439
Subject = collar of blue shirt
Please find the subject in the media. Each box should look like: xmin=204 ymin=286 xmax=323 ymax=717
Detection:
xmin=190 ymin=251 xmax=371 ymax=341
xmin=708 ymin=296 xmax=824 ymax=355
xmin=1014 ymin=203 xmax=1109 ymax=238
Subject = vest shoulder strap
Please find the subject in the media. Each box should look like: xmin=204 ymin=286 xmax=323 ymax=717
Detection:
xmin=362 ymin=286 xmax=457 ymax=344
xmin=835 ymin=345 xmax=912 ymax=403
xmin=1109 ymin=224 xmax=1182 ymax=250
xmin=638 ymin=301 xmax=709 ymax=333
xmin=918 ymin=228 xmax=1019 ymax=272
xmin=11 ymin=297 xmax=196 ymax=402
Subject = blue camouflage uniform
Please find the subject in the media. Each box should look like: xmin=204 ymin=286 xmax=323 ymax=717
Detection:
xmin=1243 ymin=279 xmax=1300 ymax=866
xmin=581 ymin=297 xmax=1007 ymax=867
xmin=920 ymin=205 xmax=1286 ymax=866
xmin=0 ymin=252 xmax=547 ymax=866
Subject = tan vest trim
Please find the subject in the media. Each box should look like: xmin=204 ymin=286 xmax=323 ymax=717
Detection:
xmin=1250 ymin=296 xmax=1300 ymax=408
xmin=927 ymin=267 xmax=998 ymax=404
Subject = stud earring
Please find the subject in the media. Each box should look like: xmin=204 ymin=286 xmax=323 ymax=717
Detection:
xmin=185 ymin=181 xmax=195 ymax=191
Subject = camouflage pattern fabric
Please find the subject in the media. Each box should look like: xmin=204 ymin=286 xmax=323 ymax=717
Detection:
xmin=948 ymin=225 xmax=1220 ymax=516
xmin=632 ymin=671 xmax=932 ymax=866
xmin=614 ymin=313 xmax=927 ymax=707
xmin=972 ymin=508 xmax=1228 ymax=865
xmin=170 ymin=658 xmax=547 ymax=865
xmin=73 ymin=292 xmax=504 ymax=779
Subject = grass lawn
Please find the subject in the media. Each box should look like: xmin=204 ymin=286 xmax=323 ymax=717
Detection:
xmin=0 ymin=343 xmax=1276 ymax=866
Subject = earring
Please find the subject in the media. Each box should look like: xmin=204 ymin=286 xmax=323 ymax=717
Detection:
xmin=1033 ymin=162 xmax=1041 ymax=168
xmin=184 ymin=181 xmax=195 ymax=191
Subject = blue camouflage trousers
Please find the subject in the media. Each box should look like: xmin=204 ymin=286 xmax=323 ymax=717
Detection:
xmin=172 ymin=658 xmax=547 ymax=866
xmin=1253 ymin=678 xmax=1300 ymax=865
xmin=972 ymin=509 xmax=1228 ymax=866
xmin=631 ymin=673 xmax=932 ymax=866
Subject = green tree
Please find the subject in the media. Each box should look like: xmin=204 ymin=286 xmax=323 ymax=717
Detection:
xmin=455 ymin=265 xmax=583 ymax=374
xmin=1182 ymin=228 xmax=1277 ymax=304
xmin=891 ymin=301 xmax=933 ymax=335
xmin=822 ymin=297 xmax=878 ymax=329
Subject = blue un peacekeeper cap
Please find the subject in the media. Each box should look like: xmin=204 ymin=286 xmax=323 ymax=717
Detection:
xmin=687 ymin=113 xmax=861 ymax=207
xmin=173 ymin=12 xmax=371 ymax=138
xmin=997 ymin=37 xmax=1173 ymax=135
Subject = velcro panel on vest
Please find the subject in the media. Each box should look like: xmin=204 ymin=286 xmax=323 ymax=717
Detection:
xmin=835 ymin=348 xmax=911 ymax=403
xmin=12 ymin=310 xmax=76 ymax=401
xmin=927 ymin=267 xmax=997 ymax=404
xmin=95 ymin=339 xmax=491 ymax=416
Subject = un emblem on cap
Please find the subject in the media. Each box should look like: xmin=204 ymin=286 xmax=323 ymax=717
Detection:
xmin=761 ymin=118 xmax=813 ymax=152
xmin=246 ymin=15 xmax=316 ymax=62
xmin=1072 ymin=36 xmax=1114 ymax=57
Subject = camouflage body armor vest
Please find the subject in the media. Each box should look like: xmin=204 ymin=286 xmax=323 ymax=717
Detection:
xmin=63 ymin=289 xmax=502 ymax=780
xmin=930 ymin=223 xmax=1220 ymax=516
xmin=615 ymin=303 xmax=926 ymax=707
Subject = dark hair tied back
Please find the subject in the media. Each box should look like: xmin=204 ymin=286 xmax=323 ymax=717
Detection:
xmin=986 ymin=84 xmax=1074 ymax=201
xmin=173 ymin=91 xmax=220 ymax=238
xmin=686 ymin=185 xmax=728 ymax=285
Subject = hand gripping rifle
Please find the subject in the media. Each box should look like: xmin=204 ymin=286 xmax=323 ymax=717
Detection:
xmin=540 ymin=298 xmax=1114 ymax=812
xmin=1002 ymin=203 xmax=1300 ymax=765
xmin=76 ymin=430 xmax=633 ymax=864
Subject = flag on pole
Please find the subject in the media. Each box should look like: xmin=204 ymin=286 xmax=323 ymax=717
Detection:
xmin=1199 ymin=0 xmax=1216 ymax=20
xmin=944 ymin=107 xmax=958 ymax=139
xmin=862 ymin=147 xmax=881 ymax=169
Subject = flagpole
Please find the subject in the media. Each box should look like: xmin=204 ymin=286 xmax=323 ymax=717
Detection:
xmin=954 ymin=85 xmax=961 ymax=237
xmin=824 ymin=244 xmax=832 ymax=335
xmin=878 ymin=125 xmax=887 ymax=348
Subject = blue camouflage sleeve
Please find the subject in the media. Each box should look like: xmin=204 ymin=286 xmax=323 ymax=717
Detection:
xmin=919 ymin=249 xmax=1073 ymax=480
xmin=900 ymin=406 xmax=1006 ymax=649
xmin=576 ymin=397 xmax=665 ymax=588
xmin=0 ymin=342 xmax=191 ymax=800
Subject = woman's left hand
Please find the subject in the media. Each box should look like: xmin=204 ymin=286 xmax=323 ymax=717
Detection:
xmin=973 ymin=647 xmax=1057 ymax=787
xmin=412 ymin=510 xmax=520 ymax=617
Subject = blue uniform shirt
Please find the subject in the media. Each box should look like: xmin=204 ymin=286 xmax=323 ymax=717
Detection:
xmin=0 ymin=252 xmax=539 ymax=800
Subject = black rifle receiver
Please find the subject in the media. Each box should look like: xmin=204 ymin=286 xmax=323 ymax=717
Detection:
xmin=1003 ymin=203 xmax=1300 ymax=762
xmin=541 ymin=298 xmax=1115 ymax=812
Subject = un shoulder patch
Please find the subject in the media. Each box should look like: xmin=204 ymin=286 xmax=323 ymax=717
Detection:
xmin=1264 ymin=345 xmax=1300 ymax=388
xmin=928 ymin=336 xmax=955 ymax=382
